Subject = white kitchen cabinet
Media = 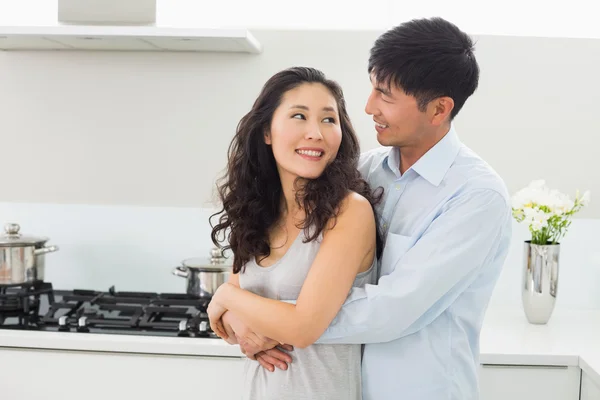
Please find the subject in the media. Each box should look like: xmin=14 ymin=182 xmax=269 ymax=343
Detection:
xmin=0 ymin=347 xmax=245 ymax=400
xmin=581 ymin=371 xmax=600 ymax=400
xmin=479 ymin=364 xmax=580 ymax=400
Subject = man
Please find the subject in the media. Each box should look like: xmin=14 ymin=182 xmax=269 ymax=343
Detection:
xmin=222 ymin=16 xmax=511 ymax=399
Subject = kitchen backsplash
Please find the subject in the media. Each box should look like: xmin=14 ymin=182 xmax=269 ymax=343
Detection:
xmin=1 ymin=201 xmax=599 ymax=311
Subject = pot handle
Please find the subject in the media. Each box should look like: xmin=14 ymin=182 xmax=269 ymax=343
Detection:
xmin=172 ymin=266 xmax=189 ymax=278
xmin=34 ymin=245 xmax=59 ymax=255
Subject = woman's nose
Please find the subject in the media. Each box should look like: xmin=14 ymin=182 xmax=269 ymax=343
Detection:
xmin=304 ymin=122 xmax=323 ymax=140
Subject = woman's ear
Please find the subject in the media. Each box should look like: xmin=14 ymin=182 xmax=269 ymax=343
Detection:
xmin=264 ymin=130 xmax=272 ymax=145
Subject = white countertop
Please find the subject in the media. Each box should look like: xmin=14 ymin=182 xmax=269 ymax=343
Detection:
xmin=479 ymin=309 xmax=600 ymax=384
xmin=1 ymin=309 xmax=599 ymax=385
xmin=0 ymin=328 xmax=244 ymax=358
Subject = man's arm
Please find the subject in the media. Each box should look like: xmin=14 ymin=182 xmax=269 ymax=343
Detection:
xmin=315 ymin=188 xmax=511 ymax=344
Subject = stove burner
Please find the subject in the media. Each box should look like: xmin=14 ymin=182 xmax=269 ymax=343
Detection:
xmin=0 ymin=284 xmax=217 ymax=338
xmin=0 ymin=281 xmax=53 ymax=327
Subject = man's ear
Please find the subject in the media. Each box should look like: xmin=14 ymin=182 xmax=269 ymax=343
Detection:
xmin=429 ymin=96 xmax=454 ymax=126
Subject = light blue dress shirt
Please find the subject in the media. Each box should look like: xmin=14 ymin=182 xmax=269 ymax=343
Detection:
xmin=315 ymin=125 xmax=512 ymax=399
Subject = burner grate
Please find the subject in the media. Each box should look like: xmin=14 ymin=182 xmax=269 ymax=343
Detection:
xmin=0 ymin=284 xmax=217 ymax=337
xmin=0 ymin=281 xmax=53 ymax=327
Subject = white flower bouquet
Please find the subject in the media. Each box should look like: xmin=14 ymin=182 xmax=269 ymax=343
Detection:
xmin=511 ymin=180 xmax=591 ymax=245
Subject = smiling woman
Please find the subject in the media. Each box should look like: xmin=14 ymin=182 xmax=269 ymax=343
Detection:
xmin=207 ymin=66 xmax=384 ymax=400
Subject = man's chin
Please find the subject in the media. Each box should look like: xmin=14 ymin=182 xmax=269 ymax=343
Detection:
xmin=376 ymin=132 xmax=395 ymax=147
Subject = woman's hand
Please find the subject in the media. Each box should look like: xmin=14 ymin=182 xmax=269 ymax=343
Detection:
xmin=208 ymin=283 xmax=233 ymax=339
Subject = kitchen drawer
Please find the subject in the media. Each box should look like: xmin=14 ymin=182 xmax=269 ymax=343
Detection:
xmin=0 ymin=347 xmax=245 ymax=400
xmin=581 ymin=371 xmax=600 ymax=400
xmin=479 ymin=364 xmax=580 ymax=400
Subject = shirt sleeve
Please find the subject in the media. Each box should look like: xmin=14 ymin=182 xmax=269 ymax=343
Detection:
xmin=315 ymin=188 xmax=511 ymax=344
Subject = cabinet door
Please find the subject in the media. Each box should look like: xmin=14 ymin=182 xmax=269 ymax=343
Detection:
xmin=0 ymin=347 xmax=245 ymax=400
xmin=581 ymin=372 xmax=600 ymax=400
xmin=479 ymin=364 xmax=580 ymax=400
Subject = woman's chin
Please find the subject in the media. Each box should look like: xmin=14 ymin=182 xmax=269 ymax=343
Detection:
xmin=284 ymin=166 xmax=326 ymax=182
xmin=297 ymin=171 xmax=324 ymax=180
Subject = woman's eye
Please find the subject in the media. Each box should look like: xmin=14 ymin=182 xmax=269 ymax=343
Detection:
xmin=323 ymin=117 xmax=336 ymax=123
xmin=292 ymin=113 xmax=305 ymax=120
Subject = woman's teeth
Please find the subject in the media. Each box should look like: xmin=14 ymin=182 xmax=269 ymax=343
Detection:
xmin=296 ymin=150 xmax=323 ymax=157
xmin=376 ymin=122 xmax=388 ymax=129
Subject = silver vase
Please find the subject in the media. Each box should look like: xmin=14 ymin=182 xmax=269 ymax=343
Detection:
xmin=522 ymin=241 xmax=560 ymax=324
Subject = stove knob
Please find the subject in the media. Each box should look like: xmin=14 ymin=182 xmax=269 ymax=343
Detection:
xmin=199 ymin=321 xmax=208 ymax=332
xmin=177 ymin=320 xmax=190 ymax=337
xmin=77 ymin=316 xmax=89 ymax=333
xmin=58 ymin=316 xmax=70 ymax=332
xmin=178 ymin=320 xmax=188 ymax=332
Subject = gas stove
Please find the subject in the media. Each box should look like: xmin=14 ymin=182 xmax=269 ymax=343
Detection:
xmin=0 ymin=281 xmax=217 ymax=338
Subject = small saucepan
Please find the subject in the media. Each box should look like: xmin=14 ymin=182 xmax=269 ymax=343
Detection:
xmin=0 ymin=223 xmax=60 ymax=285
xmin=172 ymin=248 xmax=232 ymax=298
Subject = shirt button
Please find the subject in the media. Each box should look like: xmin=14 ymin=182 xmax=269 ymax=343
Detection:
xmin=383 ymin=223 xmax=388 ymax=229
xmin=395 ymin=184 xmax=401 ymax=190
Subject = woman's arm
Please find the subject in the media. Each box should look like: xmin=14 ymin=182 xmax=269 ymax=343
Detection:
xmin=219 ymin=273 xmax=241 ymax=345
xmin=209 ymin=192 xmax=376 ymax=349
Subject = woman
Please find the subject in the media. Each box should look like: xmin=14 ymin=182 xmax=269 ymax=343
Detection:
xmin=208 ymin=66 xmax=383 ymax=400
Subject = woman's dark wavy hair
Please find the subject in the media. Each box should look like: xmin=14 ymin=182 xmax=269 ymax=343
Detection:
xmin=210 ymin=66 xmax=383 ymax=274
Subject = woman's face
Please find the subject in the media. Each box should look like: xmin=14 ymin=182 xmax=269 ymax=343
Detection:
xmin=266 ymin=83 xmax=343 ymax=182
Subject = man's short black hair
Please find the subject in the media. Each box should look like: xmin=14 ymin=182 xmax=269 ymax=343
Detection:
xmin=368 ymin=17 xmax=479 ymax=120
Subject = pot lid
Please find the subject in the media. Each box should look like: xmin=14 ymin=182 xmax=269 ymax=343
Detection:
xmin=181 ymin=247 xmax=233 ymax=272
xmin=0 ymin=223 xmax=50 ymax=247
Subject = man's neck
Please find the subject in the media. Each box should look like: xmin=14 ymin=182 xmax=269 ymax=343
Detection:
xmin=398 ymin=124 xmax=451 ymax=175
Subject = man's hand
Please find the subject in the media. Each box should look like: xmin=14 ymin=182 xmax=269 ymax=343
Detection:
xmin=222 ymin=311 xmax=294 ymax=371
xmin=253 ymin=346 xmax=294 ymax=372
xmin=223 ymin=310 xmax=276 ymax=355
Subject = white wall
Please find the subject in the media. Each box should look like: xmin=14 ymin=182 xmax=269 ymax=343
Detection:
xmin=1 ymin=0 xmax=600 ymax=38
xmin=1 ymin=30 xmax=598 ymax=216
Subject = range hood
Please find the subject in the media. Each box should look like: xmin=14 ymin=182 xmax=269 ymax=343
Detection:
xmin=0 ymin=0 xmax=262 ymax=53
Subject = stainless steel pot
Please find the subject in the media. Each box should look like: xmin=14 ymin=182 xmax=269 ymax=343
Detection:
xmin=172 ymin=247 xmax=232 ymax=298
xmin=0 ymin=223 xmax=59 ymax=285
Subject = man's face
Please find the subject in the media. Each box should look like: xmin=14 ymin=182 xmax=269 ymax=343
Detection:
xmin=364 ymin=74 xmax=430 ymax=148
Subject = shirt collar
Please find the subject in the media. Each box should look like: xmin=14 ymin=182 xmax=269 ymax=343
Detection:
xmin=383 ymin=124 xmax=462 ymax=186
xmin=385 ymin=146 xmax=402 ymax=179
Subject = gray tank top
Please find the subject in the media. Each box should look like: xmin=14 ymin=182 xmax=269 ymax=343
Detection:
xmin=239 ymin=227 xmax=378 ymax=400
